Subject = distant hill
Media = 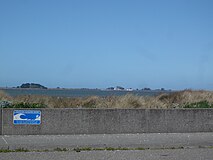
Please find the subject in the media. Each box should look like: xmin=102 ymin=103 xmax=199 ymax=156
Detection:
xmin=17 ymin=83 xmax=48 ymax=89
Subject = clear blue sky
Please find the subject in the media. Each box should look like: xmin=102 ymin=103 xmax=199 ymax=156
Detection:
xmin=0 ymin=0 xmax=213 ymax=90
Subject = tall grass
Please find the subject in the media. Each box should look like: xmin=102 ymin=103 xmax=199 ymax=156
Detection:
xmin=0 ymin=90 xmax=12 ymax=101
xmin=1 ymin=89 xmax=213 ymax=109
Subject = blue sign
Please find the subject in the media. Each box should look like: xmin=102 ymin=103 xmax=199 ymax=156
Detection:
xmin=13 ymin=110 xmax=41 ymax=125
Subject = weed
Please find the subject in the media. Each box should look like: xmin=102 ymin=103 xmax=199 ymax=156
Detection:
xmin=79 ymin=147 xmax=92 ymax=151
xmin=105 ymin=147 xmax=116 ymax=151
xmin=73 ymin=147 xmax=136 ymax=152
xmin=183 ymin=100 xmax=213 ymax=108
xmin=0 ymin=147 xmax=29 ymax=153
xmin=15 ymin=148 xmax=29 ymax=152
xmin=135 ymin=147 xmax=145 ymax=150
xmin=0 ymin=147 xmax=11 ymax=153
xmin=54 ymin=147 xmax=68 ymax=152
xmin=73 ymin=148 xmax=81 ymax=152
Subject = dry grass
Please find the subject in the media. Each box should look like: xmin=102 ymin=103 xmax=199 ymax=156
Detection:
xmin=1 ymin=89 xmax=213 ymax=109
xmin=157 ymin=90 xmax=213 ymax=108
xmin=0 ymin=90 xmax=12 ymax=101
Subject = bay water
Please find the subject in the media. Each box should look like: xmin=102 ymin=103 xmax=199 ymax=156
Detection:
xmin=2 ymin=88 xmax=171 ymax=97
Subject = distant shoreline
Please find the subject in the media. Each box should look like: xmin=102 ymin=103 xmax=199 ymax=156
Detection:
xmin=1 ymin=87 xmax=171 ymax=98
xmin=0 ymin=87 xmax=174 ymax=92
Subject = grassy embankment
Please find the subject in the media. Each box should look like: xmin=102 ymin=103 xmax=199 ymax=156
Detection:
xmin=0 ymin=90 xmax=213 ymax=109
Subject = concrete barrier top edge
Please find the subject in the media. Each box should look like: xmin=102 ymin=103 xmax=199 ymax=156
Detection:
xmin=1 ymin=108 xmax=213 ymax=111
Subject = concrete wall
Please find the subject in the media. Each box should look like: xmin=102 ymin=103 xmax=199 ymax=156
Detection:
xmin=1 ymin=109 xmax=213 ymax=135
xmin=0 ymin=109 xmax=2 ymax=135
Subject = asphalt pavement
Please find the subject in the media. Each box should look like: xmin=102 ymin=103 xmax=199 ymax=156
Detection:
xmin=1 ymin=149 xmax=213 ymax=160
xmin=0 ymin=133 xmax=213 ymax=150
xmin=0 ymin=133 xmax=213 ymax=160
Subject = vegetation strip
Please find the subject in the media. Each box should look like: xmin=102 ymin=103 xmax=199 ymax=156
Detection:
xmin=0 ymin=148 xmax=29 ymax=153
xmin=1 ymin=89 xmax=213 ymax=109
xmin=1 ymin=146 xmax=212 ymax=153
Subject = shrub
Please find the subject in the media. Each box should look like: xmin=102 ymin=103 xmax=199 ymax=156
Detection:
xmin=4 ymin=102 xmax=47 ymax=108
xmin=0 ymin=100 xmax=12 ymax=108
xmin=183 ymin=100 xmax=213 ymax=108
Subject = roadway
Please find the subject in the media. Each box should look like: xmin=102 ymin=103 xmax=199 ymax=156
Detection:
xmin=0 ymin=133 xmax=213 ymax=160
xmin=1 ymin=133 xmax=213 ymax=150
xmin=1 ymin=149 xmax=213 ymax=160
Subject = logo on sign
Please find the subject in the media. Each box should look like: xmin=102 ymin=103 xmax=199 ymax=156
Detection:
xmin=13 ymin=110 xmax=41 ymax=125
